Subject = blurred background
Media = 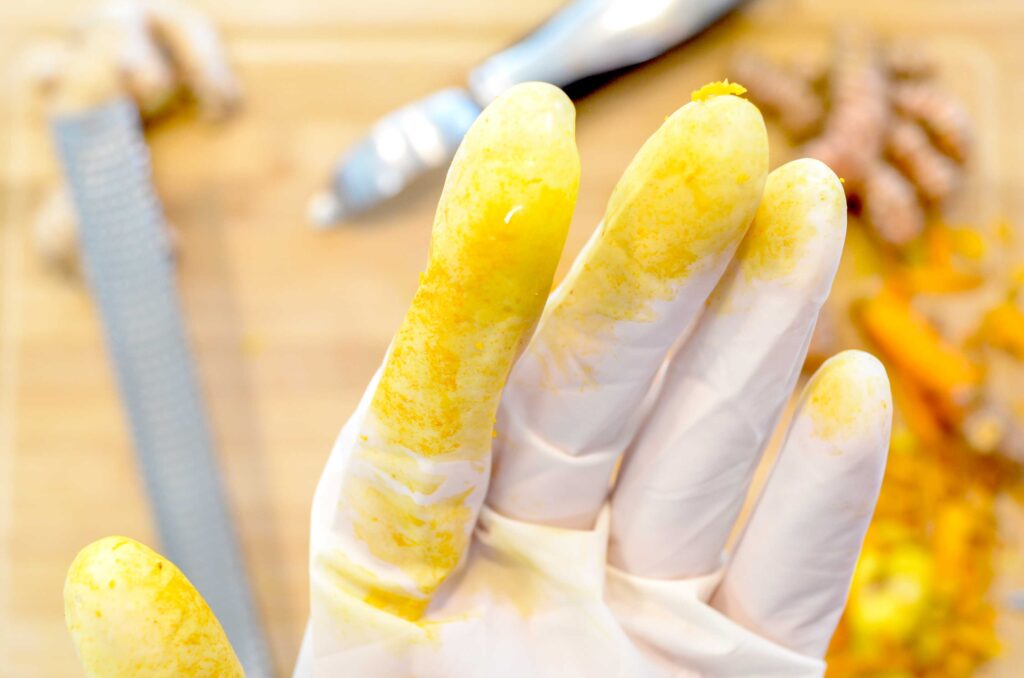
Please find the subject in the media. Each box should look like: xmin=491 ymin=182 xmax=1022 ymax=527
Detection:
xmin=1 ymin=0 xmax=1023 ymax=675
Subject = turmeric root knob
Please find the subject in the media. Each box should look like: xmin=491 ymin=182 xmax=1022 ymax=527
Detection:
xmin=735 ymin=27 xmax=973 ymax=249
xmin=804 ymin=28 xmax=889 ymax=188
xmin=729 ymin=51 xmax=823 ymax=138
xmin=891 ymin=81 xmax=972 ymax=163
xmin=862 ymin=162 xmax=925 ymax=246
xmin=886 ymin=118 xmax=960 ymax=205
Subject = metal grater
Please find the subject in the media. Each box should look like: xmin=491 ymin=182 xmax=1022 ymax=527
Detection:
xmin=52 ymin=99 xmax=272 ymax=677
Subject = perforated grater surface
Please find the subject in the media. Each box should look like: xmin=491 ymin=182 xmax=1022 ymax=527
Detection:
xmin=52 ymin=99 xmax=272 ymax=677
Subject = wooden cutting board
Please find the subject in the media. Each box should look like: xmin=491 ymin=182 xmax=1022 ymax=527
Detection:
xmin=2 ymin=0 xmax=1023 ymax=675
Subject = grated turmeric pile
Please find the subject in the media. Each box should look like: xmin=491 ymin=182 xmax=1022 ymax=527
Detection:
xmin=815 ymin=217 xmax=1024 ymax=676
xmin=828 ymin=427 xmax=1011 ymax=677
xmin=730 ymin=30 xmax=1024 ymax=676
xmin=731 ymin=28 xmax=973 ymax=247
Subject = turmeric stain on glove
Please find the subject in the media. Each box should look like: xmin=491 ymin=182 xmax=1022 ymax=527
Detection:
xmin=315 ymin=548 xmax=439 ymax=624
xmin=327 ymin=82 xmax=579 ymax=619
xmin=738 ymin=158 xmax=846 ymax=282
xmin=370 ymin=81 xmax=578 ymax=461
xmin=807 ymin=351 xmax=891 ymax=440
xmin=64 ymin=537 xmax=243 ymax=678
xmin=342 ymin=481 xmax=475 ymax=618
xmin=545 ymin=88 xmax=767 ymax=345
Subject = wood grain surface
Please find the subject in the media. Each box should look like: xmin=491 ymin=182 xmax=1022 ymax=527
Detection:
xmin=2 ymin=0 xmax=1023 ymax=675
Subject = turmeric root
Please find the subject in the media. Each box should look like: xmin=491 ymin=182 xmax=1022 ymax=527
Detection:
xmin=885 ymin=117 xmax=961 ymax=205
xmin=729 ymin=51 xmax=823 ymax=138
xmin=891 ymin=81 xmax=972 ymax=163
xmin=30 ymin=0 xmax=238 ymax=277
xmin=32 ymin=189 xmax=80 ymax=275
xmin=861 ymin=162 xmax=925 ymax=245
xmin=804 ymin=28 xmax=889 ymax=188
xmin=736 ymin=28 xmax=973 ymax=250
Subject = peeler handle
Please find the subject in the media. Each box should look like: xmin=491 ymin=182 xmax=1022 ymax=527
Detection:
xmin=469 ymin=0 xmax=744 ymax=103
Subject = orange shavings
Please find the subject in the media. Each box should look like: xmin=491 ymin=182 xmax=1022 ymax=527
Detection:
xmin=859 ymin=286 xmax=980 ymax=405
xmin=977 ymin=300 xmax=1024 ymax=358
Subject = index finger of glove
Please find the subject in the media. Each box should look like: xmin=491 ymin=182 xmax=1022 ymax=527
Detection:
xmin=309 ymin=83 xmax=580 ymax=623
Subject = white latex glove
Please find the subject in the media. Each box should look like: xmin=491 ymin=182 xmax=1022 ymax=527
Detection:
xmin=61 ymin=81 xmax=891 ymax=678
xmin=298 ymin=82 xmax=892 ymax=678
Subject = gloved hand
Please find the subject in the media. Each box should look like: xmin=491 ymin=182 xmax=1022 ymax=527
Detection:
xmin=63 ymin=81 xmax=892 ymax=678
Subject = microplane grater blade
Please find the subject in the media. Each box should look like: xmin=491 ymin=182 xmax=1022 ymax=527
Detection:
xmin=52 ymin=99 xmax=273 ymax=677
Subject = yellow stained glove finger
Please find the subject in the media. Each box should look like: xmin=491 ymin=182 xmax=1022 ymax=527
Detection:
xmin=712 ymin=351 xmax=892 ymax=657
xmin=65 ymin=536 xmax=243 ymax=677
xmin=490 ymin=82 xmax=770 ymax=529
xmin=608 ymin=158 xmax=848 ymax=579
xmin=312 ymin=82 xmax=579 ymax=622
